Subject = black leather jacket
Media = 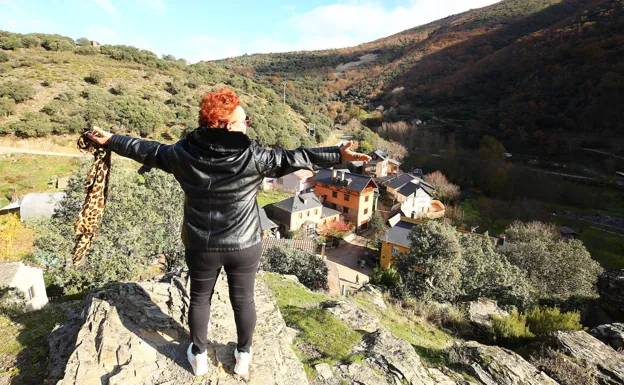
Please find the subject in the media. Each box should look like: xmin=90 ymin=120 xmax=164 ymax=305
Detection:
xmin=107 ymin=127 xmax=342 ymax=251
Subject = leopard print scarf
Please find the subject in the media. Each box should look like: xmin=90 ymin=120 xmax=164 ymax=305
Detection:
xmin=71 ymin=131 xmax=112 ymax=265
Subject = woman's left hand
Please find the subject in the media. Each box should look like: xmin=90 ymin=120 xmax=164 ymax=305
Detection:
xmin=86 ymin=126 xmax=113 ymax=146
xmin=340 ymin=141 xmax=372 ymax=163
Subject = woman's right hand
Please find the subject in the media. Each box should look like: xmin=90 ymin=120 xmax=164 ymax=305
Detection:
xmin=86 ymin=126 xmax=113 ymax=146
xmin=340 ymin=141 xmax=372 ymax=162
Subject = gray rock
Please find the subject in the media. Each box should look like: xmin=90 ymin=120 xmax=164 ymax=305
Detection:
xmin=448 ymin=341 xmax=558 ymax=385
xmin=315 ymin=363 xmax=334 ymax=380
xmin=320 ymin=300 xmax=380 ymax=333
xmin=357 ymin=329 xmax=435 ymax=385
xmin=598 ymin=269 xmax=624 ymax=320
xmin=357 ymin=284 xmax=387 ymax=309
xmin=47 ymin=271 xmax=308 ymax=385
xmin=589 ymin=323 xmax=624 ymax=351
xmin=334 ymin=363 xmax=392 ymax=385
xmin=468 ymin=298 xmax=508 ymax=332
xmin=554 ymin=331 xmax=624 ymax=385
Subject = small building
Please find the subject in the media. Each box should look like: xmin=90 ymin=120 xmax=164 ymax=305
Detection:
xmin=365 ymin=150 xmax=401 ymax=178
xmin=380 ymin=173 xmax=418 ymax=198
xmin=0 ymin=192 xmax=65 ymax=220
xmin=313 ymin=169 xmax=377 ymax=232
xmin=395 ymin=179 xmax=445 ymax=219
xmin=560 ymin=226 xmax=580 ymax=240
xmin=265 ymin=192 xmax=341 ymax=236
xmin=380 ymin=217 xmax=423 ymax=269
xmin=0 ymin=262 xmax=49 ymax=311
xmin=271 ymin=170 xmax=315 ymax=195
xmin=259 ymin=208 xmax=279 ymax=238
xmin=91 ymin=41 xmax=100 ymax=47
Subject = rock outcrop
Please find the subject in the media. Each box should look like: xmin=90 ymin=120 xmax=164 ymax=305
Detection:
xmin=448 ymin=341 xmax=558 ymax=385
xmin=589 ymin=323 xmax=624 ymax=351
xmin=468 ymin=298 xmax=508 ymax=332
xmin=46 ymin=271 xmax=307 ymax=385
xmin=598 ymin=269 xmax=624 ymax=320
xmin=320 ymin=300 xmax=380 ymax=333
xmin=554 ymin=331 xmax=624 ymax=385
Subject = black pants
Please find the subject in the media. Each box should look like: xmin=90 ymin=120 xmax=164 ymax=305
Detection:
xmin=185 ymin=242 xmax=262 ymax=355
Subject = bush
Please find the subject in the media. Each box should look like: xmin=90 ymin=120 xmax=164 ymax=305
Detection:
xmin=369 ymin=265 xmax=402 ymax=290
xmin=110 ymin=83 xmax=130 ymax=95
xmin=0 ymin=286 xmax=26 ymax=316
xmin=525 ymin=307 xmax=582 ymax=336
xmin=532 ymin=348 xmax=598 ymax=385
xmin=260 ymin=246 xmax=328 ymax=291
xmin=0 ymin=80 xmax=36 ymax=103
xmin=0 ymin=97 xmax=16 ymax=117
xmin=491 ymin=310 xmax=535 ymax=344
xmin=75 ymin=46 xmax=100 ymax=55
xmin=0 ymin=51 xmax=8 ymax=63
xmin=85 ymin=71 xmax=105 ymax=85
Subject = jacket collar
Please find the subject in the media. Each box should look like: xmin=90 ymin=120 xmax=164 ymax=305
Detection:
xmin=185 ymin=127 xmax=251 ymax=155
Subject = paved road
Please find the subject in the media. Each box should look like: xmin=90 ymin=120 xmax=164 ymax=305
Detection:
xmin=0 ymin=146 xmax=89 ymax=158
xmin=325 ymin=232 xmax=374 ymax=296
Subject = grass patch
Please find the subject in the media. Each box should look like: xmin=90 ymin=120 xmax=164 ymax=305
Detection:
xmin=0 ymin=153 xmax=80 ymax=207
xmin=263 ymin=273 xmax=362 ymax=379
xmin=0 ymin=303 xmax=76 ymax=384
xmin=256 ymin=190 xmax=294 ymax=208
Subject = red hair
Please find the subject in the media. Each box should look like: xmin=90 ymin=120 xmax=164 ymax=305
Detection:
xmin=198 ymin=87 xmax=240 ymax=128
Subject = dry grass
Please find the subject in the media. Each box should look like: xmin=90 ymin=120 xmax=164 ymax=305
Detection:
xmin=532 ymin=348 xmax=598 ymax=385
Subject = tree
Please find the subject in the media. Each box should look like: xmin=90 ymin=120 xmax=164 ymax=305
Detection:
xmin=76 ymin=37 xmax=91 ymax=46
xmin=0 ymin=97 xmax=15 ymax=118
xmin=85 ymin=71 xmax=105 ymax=85
xmin=0 ymin=51 xmax=8 ymax=63
xmin=26 ymin=161 xmax=186 ymax=295
xmin=0 ymin=80 xmax=36 ymax=103
xmin=369 ymin=212 xmax=388 ymax=248
xmin=394 ymin=221 xmax=463 ymax=301
xmin=260 ymin=246 xmax=328 ymax=291
xmin=479 ymin=135 xmax=506 ymax=162
xmin=499 ymin=221 xmax=603 ymax=302
xmin=424 ymin=171 xmax=461 ymax=202
xmin=0 ymin=214 xmax=34 ymax=262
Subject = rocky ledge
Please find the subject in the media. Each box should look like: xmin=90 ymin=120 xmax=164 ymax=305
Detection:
xmin=46 ymin=271 xmax=307 ymax=385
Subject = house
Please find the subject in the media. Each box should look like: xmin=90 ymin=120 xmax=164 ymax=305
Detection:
xmin=270 ymin=170 xmax=315 ymax=195
xmin=379 ymin=173 xmax=418 ymax=198
xmin=0 ymin=192 xmax=65 ymax=220
xmin=365 ymin=150 xmax=401 ymax=178
xmin=313 ymin=169 xmax=377 ymax=232
xmin=265 ymin=192 xmax=341 ymax=236
xmin=380 ymin=217 xmax=423 ymax=268
xmin=0 ymin=262 xmax=49 ymax=311
xmin=259 ymin=208 xmax=279 ymax=238
xmin=91 ymin=41 xmax=100 ymax=47
xmin=395 ymin=179 xmax=445 ymax=219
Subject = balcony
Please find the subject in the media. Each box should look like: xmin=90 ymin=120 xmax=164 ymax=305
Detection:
xmin=426 ymin=200 xmax=446 ymax=219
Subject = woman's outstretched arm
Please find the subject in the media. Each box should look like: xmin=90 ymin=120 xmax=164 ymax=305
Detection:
xmin=86 ymin=126 xmax=175 ymax=173
xmin=252 ymin=140 xmax=372 ymax=178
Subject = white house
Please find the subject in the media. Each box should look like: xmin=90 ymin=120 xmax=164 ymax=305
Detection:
xmin=395 ymin=180 xmax=436 ymax=218
xmin=0 ymin=262 xmax=49 ymax=311
xmin=269 ymin=170 xmax=315 ymax=195
xmin=0 ymin=192 xmax=66 ymax=220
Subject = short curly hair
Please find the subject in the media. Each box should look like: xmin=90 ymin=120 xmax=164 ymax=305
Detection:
xmin=198 ymin=87 xmax=240 ymax=128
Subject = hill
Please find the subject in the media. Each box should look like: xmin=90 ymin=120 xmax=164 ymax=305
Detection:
xmin=214 ymin=0 xmax=624 ymax=156
xmin=0 ymin=31 xmax=327 ymax=150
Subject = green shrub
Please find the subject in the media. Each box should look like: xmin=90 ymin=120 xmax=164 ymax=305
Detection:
xmin=75 ymin=46 xmax=100 ymax=55
xmin=525 ymin=307 xmax=582 ymax=336
xmin=369 ymin=265 xmax=402 ymax=290
xmin=261 ymin=246 xmax=328 ymax=291
xmin=0 ymin=97 xmax=16 ymax=117
xmin=0 ymin=80 xmax=36 ymax=103
xmin=0 ymin=51 xmax=9 ymax=63
xmin=0 ymin=286 xmax=27 ymax=316
xmin=491 ymin=310 xmax=535 ymax=343
xmin=85 ymin=71 xmax=105 ymax=85
xmin=0 ymin=38 xmax=23 ymax=50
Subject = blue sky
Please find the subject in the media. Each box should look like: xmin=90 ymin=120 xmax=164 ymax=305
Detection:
xmin=0 ymin=0 xmax=500 ymax=62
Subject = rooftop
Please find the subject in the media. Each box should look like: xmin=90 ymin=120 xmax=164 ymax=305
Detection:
xmin=0 ymin=192 xmax=66 ymax=219
xmin=383 ymin=220 xmax=418 ymax=249
xmin=313 ymin=169 xmax=375 ymax=193
xmin=321 ymin=206 xmax=341 ymax=219
xmin=261 ymin=238 xmax=317 ymax=256
xmin=385 ymin=173 xmax=417 ymax=190
xmin=272 ymin=192 xmax=322 ymax=213
xmin=0 ymin=262 xmax=21 ymax=286
xmin=259 ymin=208 xmax=278 ymax=231
xmin=397 ymin=179 xmax=436 ymax=198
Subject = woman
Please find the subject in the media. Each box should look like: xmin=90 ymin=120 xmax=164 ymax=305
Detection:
xmin=87 ymin=87 xmax=371 ymax=377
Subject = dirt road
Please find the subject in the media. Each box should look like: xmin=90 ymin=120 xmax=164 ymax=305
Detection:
xmin=0 ymin=147 xmax=89 ymax=158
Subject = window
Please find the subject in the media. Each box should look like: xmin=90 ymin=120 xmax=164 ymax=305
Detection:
xmin=392 ymin=246 xmax=400 ymax=255
xmin=299 ymin=213 xmax=302 ymax=219
xmin=307 ymin=210 xmax=310 ymax=217
xmin=343 ymin=207 xmax=349 ymax=214
xmin=27 ymin=286 xmax=35 ymax=300
xmin=364 ymin=208 xmax=369 ymax=215
xmin=365 ymin=196 xmax=369 ymax=202
xmin=314 ymin=209 xmax=318 ymax=215
xmin=332 ymin=191 xmax=338 ymax=198
xmin=344 ymin=194 xmax=350 ymax=201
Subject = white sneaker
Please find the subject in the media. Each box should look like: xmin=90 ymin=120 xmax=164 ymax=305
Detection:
xmin=187 ymin=343 xmax=209 ymax=376
xmin=234 ymin=347 xmax=252 ymax=375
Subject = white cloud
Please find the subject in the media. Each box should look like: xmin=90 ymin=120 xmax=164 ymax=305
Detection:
xmin=93 ymin=0 xmax=118 ymax=17
xmin=186 ymin=35 xmax=244 ymax=63
xmin=184 ymin=0 xmax=501 ymax=62
xmin=136 ymin=0 xmax=166 ymax=15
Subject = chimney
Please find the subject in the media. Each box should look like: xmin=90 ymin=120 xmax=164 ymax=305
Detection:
xmin=332 ymin=170 xmax=337 ymax=179
xmin=300 ymin=196 xmax=307 ymax=205
xmin=340 ymin=172 xmax=345 ymax=182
